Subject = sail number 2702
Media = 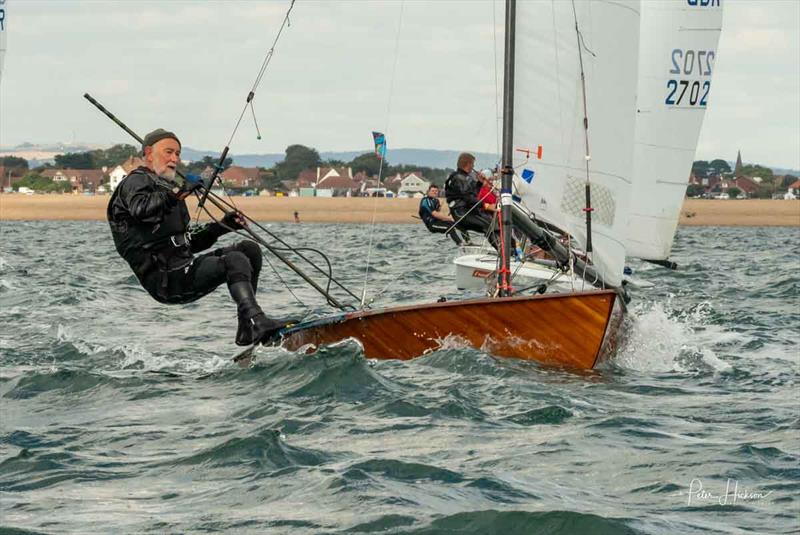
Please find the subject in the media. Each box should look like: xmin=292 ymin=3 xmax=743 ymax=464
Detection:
xmin=665 ymin=49 xmax=715 ymax=107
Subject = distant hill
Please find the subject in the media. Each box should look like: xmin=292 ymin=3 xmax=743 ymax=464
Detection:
xmin=769 ymin=166 xmax=800 ymax=177
xmin=182 ymin=147 xmax=501 ymax=170
xmin=3 ymin=142 xmax=796 ymax=176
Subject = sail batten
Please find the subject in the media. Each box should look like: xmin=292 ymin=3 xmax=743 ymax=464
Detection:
xmin=513 ymin=0 xmax=641 ymax=287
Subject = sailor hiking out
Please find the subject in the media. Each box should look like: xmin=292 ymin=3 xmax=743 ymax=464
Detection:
xmin=444 ymin=152 xmax=500 ymax=250
xmin=107 ymin=128 xmax=294 ymax=346
xmin=418 ymin=184 xmax=469 ymax=245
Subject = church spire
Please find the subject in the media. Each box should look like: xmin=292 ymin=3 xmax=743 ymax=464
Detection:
xmin=734 ymin=150 xmax=743 ymax=176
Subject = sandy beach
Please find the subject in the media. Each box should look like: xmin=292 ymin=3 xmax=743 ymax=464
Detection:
xmin=0 ymin=195 xmax=798 ymax=226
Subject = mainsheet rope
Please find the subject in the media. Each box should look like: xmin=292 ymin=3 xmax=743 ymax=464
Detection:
xmin=195 ymin=191 xmax=362 ymax=309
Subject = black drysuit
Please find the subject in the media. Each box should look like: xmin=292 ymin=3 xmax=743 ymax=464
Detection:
xmin=444 ymin=168 xmax=499 ymax=249
xmin=418 ymin=196 xmax=467 ymax=245
xmin=107 ymin=166 xmax=261 ymax=304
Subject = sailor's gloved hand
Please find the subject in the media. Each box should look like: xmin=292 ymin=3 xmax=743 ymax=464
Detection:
xmin=180 ymin=174 xmax=204 ymax=194
xmin=221 ymin=210 xmax=247 ymax=231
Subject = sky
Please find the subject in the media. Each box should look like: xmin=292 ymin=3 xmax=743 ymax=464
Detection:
xmin=1 ymin=0 xmax=798 ymax=169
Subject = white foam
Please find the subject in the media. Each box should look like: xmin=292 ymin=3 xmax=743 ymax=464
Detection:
xmin=54 ymin=322 xmax=236 ymax=375
xmin=614 ymin=299 xmax=732 ymax=373
xmin=115 ymin=343 xmax=235 ymax=374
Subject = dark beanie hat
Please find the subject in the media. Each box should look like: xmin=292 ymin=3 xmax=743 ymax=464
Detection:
xmin=142 ymin=128 xmax=181 ymax=153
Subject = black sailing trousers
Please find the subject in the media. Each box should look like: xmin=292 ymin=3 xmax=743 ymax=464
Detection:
xmin=452 ymin=210 xmax=500 ymax=251
xmin=425 ymin=219 xmax=469 ymax=245
xmin=142 ymin=240 xmax=263 ymax=305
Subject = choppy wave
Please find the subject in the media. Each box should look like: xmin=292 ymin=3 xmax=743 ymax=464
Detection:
xmin=0 ymin=222 xmax=798 ymax=534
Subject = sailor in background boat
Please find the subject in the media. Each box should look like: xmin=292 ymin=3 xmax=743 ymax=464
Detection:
xmin=477 ymin=169 xmax=498 ymax=214
xmin=107 ymin=128 xmax=294 ymax=347
xmin=444 ymin=152 xmax=499 ymax=250
xmin=418 ymin=184 xmax=469 ymax=245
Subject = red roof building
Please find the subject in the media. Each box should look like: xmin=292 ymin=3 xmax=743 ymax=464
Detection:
xmin=221 ymin=166 xmax=261 ymax=188
xmin=296 ymin=169 xmax=317 ymax=188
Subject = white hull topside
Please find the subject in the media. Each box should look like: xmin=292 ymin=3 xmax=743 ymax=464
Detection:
xmin=453 ymin=250 xmax=655 ymax=292
xmin=453 ymin=252 xmax=578 ymax=292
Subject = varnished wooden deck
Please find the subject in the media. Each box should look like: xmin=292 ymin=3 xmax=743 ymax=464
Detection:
xmin=281 ymin=290 xmax=621 ymax=369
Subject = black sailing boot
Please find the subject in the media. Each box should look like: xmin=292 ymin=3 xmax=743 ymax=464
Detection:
xmin=229 ymin=281 xmax=299 ymax=346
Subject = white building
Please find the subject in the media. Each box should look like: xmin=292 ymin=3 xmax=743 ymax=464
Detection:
xmin=784 ymin=179 xmax=800 ymax=200
xmin=109 ymin=156 xmax=146 ymax=190
xmin=397 ymin=172 xmax=430 ymax=198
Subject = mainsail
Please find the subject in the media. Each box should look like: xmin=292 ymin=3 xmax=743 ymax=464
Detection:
xmin=513 ymin=0 xmax=641 ymax=287
xmin=627 ymin=0 xmax=723 ymax=260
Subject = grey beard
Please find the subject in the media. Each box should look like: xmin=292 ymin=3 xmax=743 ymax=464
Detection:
xmin=160 ymin=168 xmax=177 ymax=181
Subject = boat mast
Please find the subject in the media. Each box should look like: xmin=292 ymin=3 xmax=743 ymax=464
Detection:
xmin=499 ymin=0 xmax=516 ymax=297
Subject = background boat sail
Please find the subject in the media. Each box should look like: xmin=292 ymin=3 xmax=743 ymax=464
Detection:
xmin=262 ymin=0 xmax=641 ymax=370
xmin=627 ymin=0 xmax=724 ymax=264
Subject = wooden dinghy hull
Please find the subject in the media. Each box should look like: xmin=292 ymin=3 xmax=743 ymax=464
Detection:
xmin=279 ymin=290 xmax=623 ymax=369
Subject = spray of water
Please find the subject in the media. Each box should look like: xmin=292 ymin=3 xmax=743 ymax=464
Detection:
xmin=615 ymin=297 xmax=732 ymax=373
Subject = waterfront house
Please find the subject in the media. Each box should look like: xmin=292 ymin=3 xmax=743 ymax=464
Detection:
xmin=316 ymin=172 xmax=356 ymax=197
xmin=707 ymin=176 xmax=759 ymax=199
xmin=785 ymin=179 xmax=800 ymax=200
xmin=397 ymin=172 xmax=430 ymax=198
xmin=295 ymin=167 xmax=358 ymax=197
xmin=220 ymin=166 xmax=261 ymax=189
xmin=42 ymin=168 xmax=107 ymax=193
xmin=109 ymin=156 xmax=146 ymax=191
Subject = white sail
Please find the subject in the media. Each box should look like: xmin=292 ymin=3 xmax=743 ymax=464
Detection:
xmin=0 ymin=0 xmax=6 ymax=85
xmin=627 ymin=0 xmax=723 ymax=260
xmin=513 ymin=0 xmax=641 ymax=287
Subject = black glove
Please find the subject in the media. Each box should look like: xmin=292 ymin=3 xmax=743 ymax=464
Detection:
xmin=221 ymin=210 xmax=246 ymax=231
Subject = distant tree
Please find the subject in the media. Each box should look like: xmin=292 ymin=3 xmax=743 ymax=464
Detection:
xmin=350 ymin=152 xmax=383 ymax=177
xmin=754 ymin=184 xmax=774 ymax=199
xmin=381 ymin=163 xmax=452 ymax=185
xmin=258 ymin=168 xmax=281 ymax=189
xmin=96 ymin=144 xmax=139 ymax=167
xmin=709 ymin=159 xmax=731 ymax=175
xmin=781 ymin=174 xmax=798 ymax=188
xmin=55 ymin=152 xmax=95 ymax=169
xmin=740 ymin=164 xmax=774 ymax=182
xmin=691 ymin=160 xmax=710 ymax=176
xmin=185 ymin=155 xmax=233 ymax=175
xmin=184 ymin=158 xmax=208 ymax=175
xmin=0 ymin=156 xmax=29 ymax=172
xmin=14 ymin=172 xmax=72 ymax=193
xmin=686 ymin=184 xmax=705 ymax=198
xmin=322 ymin=158 xmax=346 ymax=167
xmin=728 ymin=187 xmax=742 ymax=199
xmin=274 ymin=145 xmax=321 ymax=180
xmin=51 ymin=145 xmax=140 ymax=170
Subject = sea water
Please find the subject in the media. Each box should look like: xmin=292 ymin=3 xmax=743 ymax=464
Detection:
xmin=0 ymin=221 xmax=798 ymax=534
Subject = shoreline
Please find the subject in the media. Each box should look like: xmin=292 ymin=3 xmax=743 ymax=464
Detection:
xmin=0 ymin=195 xmax=798 ymax=227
